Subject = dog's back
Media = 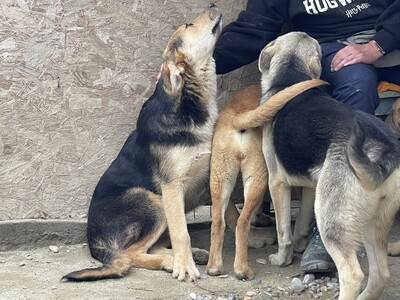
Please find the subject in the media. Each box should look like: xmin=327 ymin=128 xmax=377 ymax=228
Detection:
xmin=272 ymin=88 xmax=400 ymax=182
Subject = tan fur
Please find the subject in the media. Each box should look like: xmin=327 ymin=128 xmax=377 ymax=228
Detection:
xmin=206 ymin=79 xmax=326 ymax=280
xmin=388 ymin=240 xmax=400 ymax=256
xmin=385 ymin=97 xmax=400 ymax=138
xmin=233 ymin=80 xmax=328 ymax=130
xmin=62 ymin=5 xmax=224 ymax=283
xmin=206 ymin=85 xmax=275 ymax=280
xmin=143 ymin=7 xmax=222 ymax=282
xmin=252 ymin=32 xmax=400 ymax=300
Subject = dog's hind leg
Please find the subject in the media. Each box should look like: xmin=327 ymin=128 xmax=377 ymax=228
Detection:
xmin=315 ymin=175 xmax=364 ymax=300
xmin=123 ymin=218 xmax=174 ymax=273
xmin=233 ymin=160 xmax=268 ymax=280
xmin=358 ymin=192 xmax=399 ymax=300
xmin=268 ymin=180 xmax=293 ymax=267
xmin=207 ymin=159 xmax=240 ymax=277
xmin=357 ymin=224 xmax=390 ymax=300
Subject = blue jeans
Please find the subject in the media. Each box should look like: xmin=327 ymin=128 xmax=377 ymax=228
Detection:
xmin=320 ymin=42 xmax=400 ymax=115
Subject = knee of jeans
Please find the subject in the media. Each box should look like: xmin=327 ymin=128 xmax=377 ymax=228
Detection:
xmin=332 ymin=84 xmax=379 ymax=114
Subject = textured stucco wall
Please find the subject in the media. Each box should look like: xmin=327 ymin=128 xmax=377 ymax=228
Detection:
xmin=0 ymin=0 xmax=259 ymax=221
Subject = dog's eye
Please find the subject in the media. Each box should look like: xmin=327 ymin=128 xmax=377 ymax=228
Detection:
xmin=185 ymin=23 xmax=194 ymax=29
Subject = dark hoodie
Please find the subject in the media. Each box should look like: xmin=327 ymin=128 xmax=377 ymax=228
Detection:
xmin=214 ymin=0 xmax=400 ymax=74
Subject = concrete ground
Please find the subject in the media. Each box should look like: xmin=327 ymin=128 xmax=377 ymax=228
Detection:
xmin=1 ymin=207 xmax=400 ymax=300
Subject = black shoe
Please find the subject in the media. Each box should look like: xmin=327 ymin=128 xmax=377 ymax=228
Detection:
xmin=300 ymin=224 xmax=336 ymax=273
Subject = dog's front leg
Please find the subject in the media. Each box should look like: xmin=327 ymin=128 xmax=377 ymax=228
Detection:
xmin=161 ymin=183 xmax=199 ymax=281
xmin=269 ymin=181 xmax=293 ymax=266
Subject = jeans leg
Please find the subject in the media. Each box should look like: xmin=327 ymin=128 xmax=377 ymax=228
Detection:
xmin=319 ymin=42 xmax=380 ymax=115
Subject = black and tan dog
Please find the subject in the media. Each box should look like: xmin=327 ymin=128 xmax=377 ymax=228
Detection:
xmin=62 ymin=4 xmax=223 ymax=283
xmin=235 ymin=31 xmax=400 ymax=300
xmin=206 ymin=81 xmax=327 ymax=280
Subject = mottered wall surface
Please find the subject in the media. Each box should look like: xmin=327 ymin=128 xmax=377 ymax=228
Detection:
xmin=0 ymin=0 xmax=259 ymax=220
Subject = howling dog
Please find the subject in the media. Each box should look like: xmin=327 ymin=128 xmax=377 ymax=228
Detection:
xmin=62 ymin=4 xmax=224 ymax=283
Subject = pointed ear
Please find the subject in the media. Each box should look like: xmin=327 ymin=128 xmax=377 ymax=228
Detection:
xmin=258 ymin=43 xmax=275 ymax=74
xmin=162 ymin=61 xmax=184 ymax=96
xmin=308 ymin=55 xmax=322 ymax=79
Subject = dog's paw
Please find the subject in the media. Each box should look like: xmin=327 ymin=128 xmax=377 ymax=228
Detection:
xmin=252 ymin=212 xmax=274 ymax=227
xmin=206 ymin=263 xmax=224 ymax=276
xmin=234 ymin=265 xmax=254 ymax=281
xmin=172 ymin=258 xmax=200 ymax=282
xmin=388 ymin=241 xmax=400 ymax=256
xmin=161 ymin=255 xmax=174 ymax=273
xmin=269 ymin=253 xmax=292 ymax=267
xmin=193 ymin=249 xmax=209 ymax=265
xmin=248 ymin=226 xmax=277 ymax=248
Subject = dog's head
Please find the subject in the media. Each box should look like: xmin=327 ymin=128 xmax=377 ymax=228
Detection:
xmin=386 ymin=97 xmax=400 ymax=138
xmin=258 ymin=32 xmax=322 ymax=94
xmin=161 ymin=4 xmax=222 ymax=96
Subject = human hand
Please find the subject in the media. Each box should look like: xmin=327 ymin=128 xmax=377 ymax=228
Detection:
xmin=330 ymin=41 xmax=384 ymax=72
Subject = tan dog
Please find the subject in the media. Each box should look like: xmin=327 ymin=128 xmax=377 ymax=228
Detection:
xmin=236 ymin=31 xmax=400 ymax=300
xmin=385 ymin=97 xmax=400 ymax=138
xmin=206 ymin=81 xmax=327 ymax=280
xmin=62 ymin=4 xmax=223 ymax=283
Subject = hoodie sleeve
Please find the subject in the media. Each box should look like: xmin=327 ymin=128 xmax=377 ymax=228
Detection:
xmin=214 ymin=0 xmax=288 ymax=74
xmin=373 ymin=0 xmax=400 ymax=54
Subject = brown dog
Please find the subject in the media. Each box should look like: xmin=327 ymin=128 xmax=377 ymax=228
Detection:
xmin=385 ymin=97 xmax=400 ymax=138
xmin=206 ymin=80 xmax=327 ymax=280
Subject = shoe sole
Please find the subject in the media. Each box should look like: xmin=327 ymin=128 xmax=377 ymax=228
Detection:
xmin=300 ymin=260 xmax=337 ymax=273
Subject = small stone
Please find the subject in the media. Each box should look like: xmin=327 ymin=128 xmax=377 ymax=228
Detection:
xmin=291 ymin=277 xmax=305 ymax=293
xmin=246 ymin=291 xmax=257 ymax=297
xmin=303 ymin=273 xmax=316 ymax=284
xmin=256 ymin=258 xmax=267 ymax=264
xmin=218 ymin=274 xmax=229 ymax=278
xmin=19 ymin=262 xmax=26 ymax=266
xmin=49 ymin=245 xmax=59 ymax=253
xmin=189 ymin=292 xmax=197 ymax=300
xmin=321 ymin=286 xmax=328 ymax=293
xmin=25 ymin=254 xmax=33 ymax=260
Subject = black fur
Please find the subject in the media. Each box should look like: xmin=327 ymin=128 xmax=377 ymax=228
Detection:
xmin=272 ymin=86 xmax=400 ymax=179
xmin=86 ymin=80 xmax=210 ymax=265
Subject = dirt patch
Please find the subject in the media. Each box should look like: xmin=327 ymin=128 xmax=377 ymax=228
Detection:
xmin=1 ymin=215 xmax=400 ymax=300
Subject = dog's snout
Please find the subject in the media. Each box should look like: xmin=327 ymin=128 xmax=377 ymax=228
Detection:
xmin=208 ymin=3 xmax=217 ymax=8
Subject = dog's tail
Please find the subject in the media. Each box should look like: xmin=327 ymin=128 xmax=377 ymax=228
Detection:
xmin=234 ymin=79 xmax=328 ymax=130
xmin=347 ymin=123 xmax=400 ymax=190
xmin=61 ymin=254 xmax=132 ymax=282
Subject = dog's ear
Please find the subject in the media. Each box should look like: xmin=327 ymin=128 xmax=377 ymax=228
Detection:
xmin=394 ymin=97 xmax=400 ymax=125
xmin=258 ymin=42 xmax=275 ymax=73
xmin=308 ymin=55 xmax=322 ymax=79
xmin=162 ymin=61 xmax=185 ymax=96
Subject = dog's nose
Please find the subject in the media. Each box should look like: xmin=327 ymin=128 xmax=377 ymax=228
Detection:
xmin=208 ymin=3 xmax=217 ymax=8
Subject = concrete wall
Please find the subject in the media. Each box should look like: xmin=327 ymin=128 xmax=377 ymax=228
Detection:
xmin=0 ymin=0 xmax=259 ymax=221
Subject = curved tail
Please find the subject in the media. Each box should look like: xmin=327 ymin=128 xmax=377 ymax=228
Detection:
xmin=347 ymin=123 xmax=400 ymax=190
xmin=61 ymin=255 xmax=131 ymax=282
xmin=234 ymin=79 xmax=328 ymax=130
